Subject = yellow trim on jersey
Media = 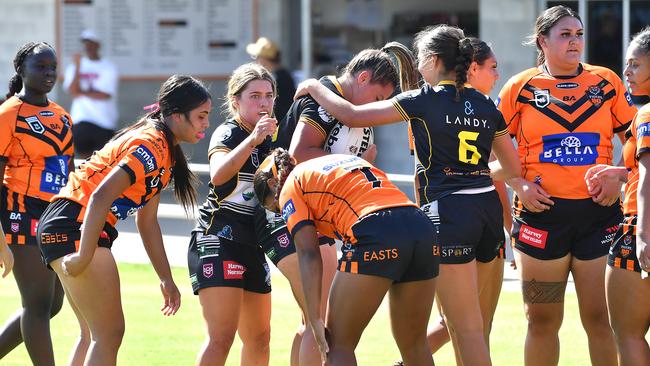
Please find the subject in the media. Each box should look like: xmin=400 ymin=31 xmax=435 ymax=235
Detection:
xmin=494 ymin=128 xmax=509 ymax=138
xmin=410 ymin=116 xmax=433 ymax=204
xmin=234 ymin=116 xmax=253 ymax=134
xmin=208 ymin=146 xmax=231 ymax=159
xmin=392 ymin=100 xmax=411 ymax=121
xmin=300 ymin=116 xmax=327 ymax=139
xmin=326 ymin=76 xmax=345 ymax=98
xmin=437 ymin=80 xmax=472 ymax=88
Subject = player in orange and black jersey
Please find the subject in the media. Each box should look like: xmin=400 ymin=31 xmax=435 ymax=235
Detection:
xmin=295 ymin=25 xmax=520 ymax=366
xmin=583 ymin=27 xmax=650 ymax=365
xmin=260 ymin=43 xmax=418 ymax=365
xmin=254 ymin=149 xmax=438 ymax=365
xmin=37 ymin=75 xmax=210 ymax=365
xmin=188 ymin=63 xmax=276 ymax=366
xmin=497 ymin=6 xmax=637 ymax=365
xmin=0 ymin=42 xmax=73 ymax=365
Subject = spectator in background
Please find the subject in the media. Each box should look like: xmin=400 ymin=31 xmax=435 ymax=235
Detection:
xmin=63 ymin=30 xmax=119 ymax=159
xmin=247 ymin=37 xmax=296 ymax=121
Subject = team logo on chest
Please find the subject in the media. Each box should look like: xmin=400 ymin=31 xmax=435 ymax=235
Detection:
xmin=251 ymin=149 xmax=260 ymax=167
xmin=586 ymin=85 xmax=604 ymax=107
xmin=533 ymin=89 xmax=551 ymax=108
xmin=25 ymin=116 xmax=45 ymax=134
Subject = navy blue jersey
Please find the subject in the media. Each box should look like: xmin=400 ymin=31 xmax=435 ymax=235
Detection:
xmin=393 ymin=81 xmax=508 ymax=203
xmin=194 ymin=118 xmax=272 ymax=246
xmin=273 ymin=76 xmax=347 ymax=149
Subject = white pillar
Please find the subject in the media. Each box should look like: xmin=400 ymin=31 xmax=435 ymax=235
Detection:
xmin=301 ymin=0 xmax=312 ymax=78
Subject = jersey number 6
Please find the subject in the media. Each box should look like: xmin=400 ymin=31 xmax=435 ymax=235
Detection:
xmin=458 ymin=131 xmax=481 ymax=165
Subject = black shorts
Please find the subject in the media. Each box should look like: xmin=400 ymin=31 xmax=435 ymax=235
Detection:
xmin=512 ymin=196 xmax=622 ymax=260
xmin=340 ymin=206 xmax=439 ymax=282
xmin=422 ymin=190 xmax=505 ymax=264
xmin=1 ymin=189 xmax=49 ymax=246
xmin=72 ymin=121 xmax=114 ymax=156
xmin=254 ymin=205 xmax=334 ymax=266
xmin=38 ymin=198 xmax=118 ymax=267
xmin=188 ymin=231 xmax=271 ymax=295
xmin=608 ymin=215 xmax=641 ymax=273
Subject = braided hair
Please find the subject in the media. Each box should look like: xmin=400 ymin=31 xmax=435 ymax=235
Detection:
xmin=413 ymin=25 xmax=474 ymax=102
xmin=6 ymin=42 xmax=55 ymax=101
xmin=253 ymin=148 xmax=296 ymax=209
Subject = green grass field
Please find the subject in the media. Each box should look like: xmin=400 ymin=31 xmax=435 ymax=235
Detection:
xmin=0 ymin=263 xmax=599 ymax=365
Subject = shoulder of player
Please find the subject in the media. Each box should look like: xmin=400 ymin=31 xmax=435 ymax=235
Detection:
xmin=636 ymin=103 xmax=650 ymax=121
xmin=211 ymin=119 xmax=247 ymax=141
xmin=581 ymin=63 xmax=619 ymax=81
xmin=0 ymin=97 xmax=22 ymax=118
xmin=125 ymin=126 xmax=169 ymax=158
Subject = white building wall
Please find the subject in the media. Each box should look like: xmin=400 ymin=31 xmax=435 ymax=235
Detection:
xmin=0 ymin=0 xmax=56 ymax=99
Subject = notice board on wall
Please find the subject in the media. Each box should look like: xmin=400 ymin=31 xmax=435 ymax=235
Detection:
xmin=57 ymin=0 xmax=256 ymax=79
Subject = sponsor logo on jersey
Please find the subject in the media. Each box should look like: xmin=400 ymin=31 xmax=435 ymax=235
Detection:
xmin=60 ymin=115 xmax=70 ymax=127
xmin=39 ymin=110 xmax=54 ymax=117
xmin=25 ymin=116 xmax=45 ymax=134
xmin=9 ymin=212 xmax=22 ymax=221
xmin=133 ymin=145 xmax=157 ymax=174
xmin=586 ymin=85 xmax=604 ymax=107
xmin=40 ymin=155 xmax=70 ymax=193
xmin=282 ymin=199 xmax=296 ymax=222
xmin=30 ymin=219 xmax=38 ymax=236
xmin=277 ymin=233 xmax=290 ymax=248
xmin=10 ymin=222 xmax=19 ymax=233
xmin=202 ymin=263 xmax=214 ymax=278
xmin=110 ymin=197 xmax=144 ymax=220
xmin=539 ymin=132 xmax=599 ymax=166
xmin=216 ymin=125 xmax=232 ymax=142
xmin=625 ymin=91 xmax=634 ymax=106
xmin=495 ymin=97 xmax=501 ymax=107
xmin=242 ymin=191 xmax=255 ymax=201
xmin=251 ymin=149 xmax=259 ymax=167
xmin=445 ymin=115 xmax=490 ymax=128
xmin=223 ymin=261 xmax=246 ymax=279
xmin=533 ymin=89 xmax=551 ymax=108
xmin=556 ymin=82 xmax=579 ymax=89
xmin=637 ymin=122 xmax=650 ymax=138
xmin=217 ymin=225 xmax=233 ymax=241
xmin=317 ymin=106 xmax=336 ymax=125
xmin=518 ymin=224 xmax=548 ymax=249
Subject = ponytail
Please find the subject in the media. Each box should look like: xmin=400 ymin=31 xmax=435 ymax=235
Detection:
xmin=454 ymin=38 xmax=474 ymax=102
xmin=273 ymin=148 xmax=296 ymax=203
xmin=6 ymin=74 xmax=22 ymax=101
xmin=380 ymin=42 xmax=419 ymax=92
xmin=253 ymin=148 xmax=296 ymax=206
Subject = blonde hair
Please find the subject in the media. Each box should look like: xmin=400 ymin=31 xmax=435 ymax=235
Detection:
xmin=223 ymin=62 xmax=277 ymax=118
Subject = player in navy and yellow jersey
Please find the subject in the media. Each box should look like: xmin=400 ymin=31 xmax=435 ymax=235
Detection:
xmin=295 ymin=25 xmax=520 ymax=366
xmin=497 ymin=6 xmax=638 ymax=366
xmin=37 ymin=75 xmax=210 ymax=365
xmin=418 ymin=37 xmax=514 ymax=363
xmin=584 ymin=27 xmax=650 ymax=365
xmin=254 ymin=149 xmax=438 ymax=365
xmin=189 ymin=63 xmax=276 ymax=366
xmin=0 ymin=42 xmax=73 ymax=365
xmin=261 ymin=42 xmax=418 ymax=366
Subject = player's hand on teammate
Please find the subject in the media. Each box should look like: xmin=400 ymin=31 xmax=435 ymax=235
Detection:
xmin=361 ymin=143 xmax=377 ymax=164
xmin=294 ymin=79 xmax=320 ymax=100
xmin=61 ymin=252 xmax=91 ymax=277
xmin=159 ymin=279 xmax=181 ymax=316
xmin=249 ymin=113 xmax=277 ymax=147
xmin=310 ymin=319 xmax=330 ymax=365
xmin=507 ymin=177 xmax=554 ymax=212
xmin=584 ymin=164 xmax=626 ymax=207
xmin=0 ymin=243 xmax=13 ymax=278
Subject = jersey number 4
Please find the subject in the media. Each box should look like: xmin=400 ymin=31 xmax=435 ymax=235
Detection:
xmin=458 ymin=131 xmax=481 ymax=165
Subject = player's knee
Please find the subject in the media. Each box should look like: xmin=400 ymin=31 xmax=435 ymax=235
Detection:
xmin=526 ymin=308 xmax=563 ymax=334
xmin=241 ymin=327 xmax=271 ymax=349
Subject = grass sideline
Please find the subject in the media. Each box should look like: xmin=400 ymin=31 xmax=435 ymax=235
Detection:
xmin=0 ymin=263 xmax=600 ymax=365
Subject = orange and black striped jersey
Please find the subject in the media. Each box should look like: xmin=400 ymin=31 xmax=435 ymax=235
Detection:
xmin=54 ymin=122 xmax=172 ymax=226
xmin=622 ymin=104 xmax=650 ymax=216
xmin=279 ymin=154 xmax=415 ymax=244
xmin=0 ymin=96 xmax=74 ymax=201
xmin=393 ymin=81 xmax=508 ymax=203
xmin=498 ymin=63 xmax=637 ymax=199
